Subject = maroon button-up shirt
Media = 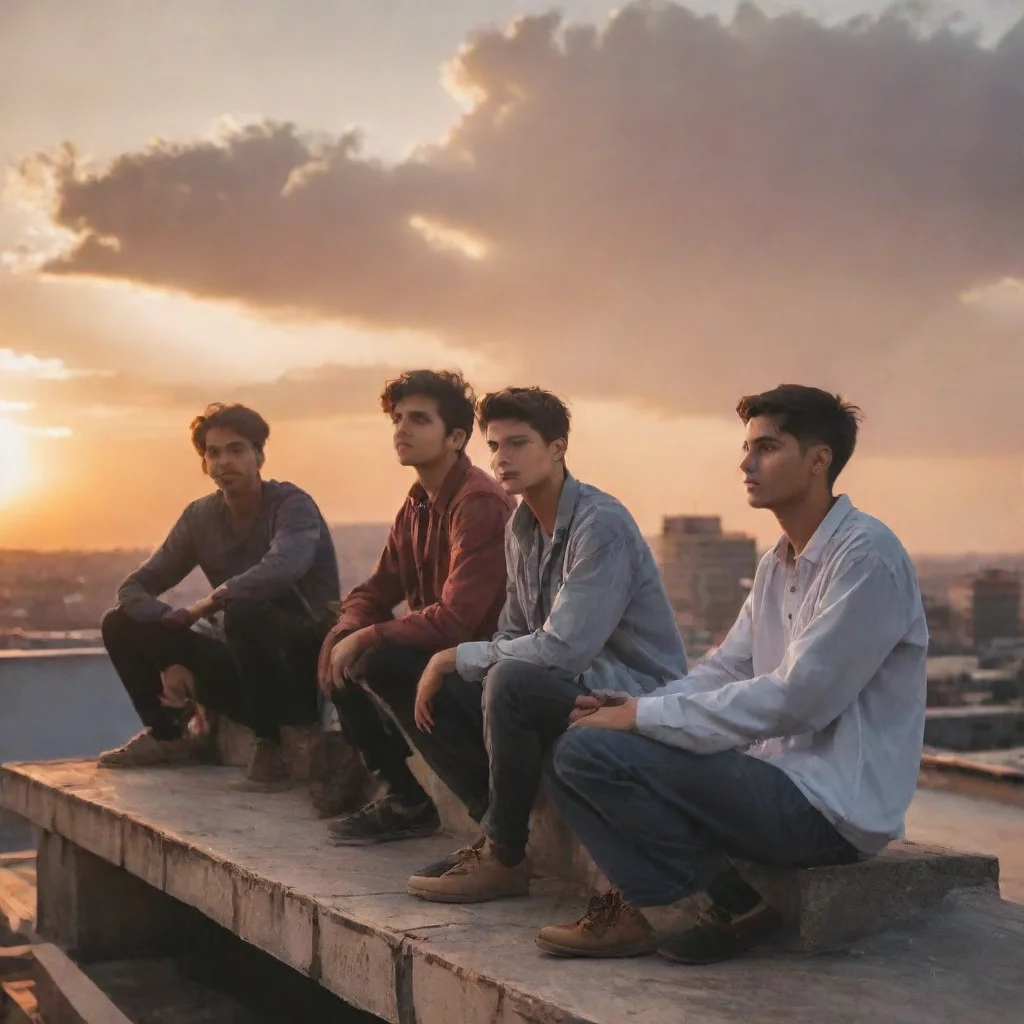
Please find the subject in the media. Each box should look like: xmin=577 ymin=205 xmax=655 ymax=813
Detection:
xmin=318 ymin=455 xmax=514 ymax=674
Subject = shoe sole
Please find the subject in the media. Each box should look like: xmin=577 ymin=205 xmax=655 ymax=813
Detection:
xmin=406 ymin=884 xmax=530 ymax=904
xmin=656 ymin=935 xmax=773 ymax=966
xmin=535 ymin=937 xmax=658 ymax=959
xmin=328 ymin=824 xmax=440 ymax=847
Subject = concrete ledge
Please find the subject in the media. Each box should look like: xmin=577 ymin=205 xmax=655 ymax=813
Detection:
xmin=2 ymin=760 xmax=1020 ymax=1024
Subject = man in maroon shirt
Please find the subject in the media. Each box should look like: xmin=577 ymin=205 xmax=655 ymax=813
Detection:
xmin=317 ymin=370 xmax=515 ymax=845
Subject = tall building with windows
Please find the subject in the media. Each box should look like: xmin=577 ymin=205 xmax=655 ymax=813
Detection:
xmin=949 ymin=569 xmax=1022 ymax=653
xmin=653 ymin=515 xmax=757 ymax=657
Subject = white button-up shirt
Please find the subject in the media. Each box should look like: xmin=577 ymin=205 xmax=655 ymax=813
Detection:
xmin=635 ymin=495 xmax=928 ymax=854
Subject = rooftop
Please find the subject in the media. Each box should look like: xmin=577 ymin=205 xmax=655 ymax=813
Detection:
xmin=3 ymin=759 xmax=1023 ymax=1024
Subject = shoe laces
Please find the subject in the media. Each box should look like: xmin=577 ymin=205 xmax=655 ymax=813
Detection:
xmin=579 ymin=889 xmax=628 ymax=933
xmin=451 ymin=835 xmax=487 ymax=869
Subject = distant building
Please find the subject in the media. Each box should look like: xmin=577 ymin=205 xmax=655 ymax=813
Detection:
xmin=653 ymin=515 xmax=757 ymax=656
xmin=949 ymin=569 xmax=1022 ymax=653
xmin=923 ymin=597 xmax=964 ymax=654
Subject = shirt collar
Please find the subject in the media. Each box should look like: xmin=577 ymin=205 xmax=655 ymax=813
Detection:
xmin=772 ymin=494 xmax=854 ymax=566
xmin=408 ymin=454 xmax=473 ymax=513
xmin=511 ymin=472 xmax=582 ymax=544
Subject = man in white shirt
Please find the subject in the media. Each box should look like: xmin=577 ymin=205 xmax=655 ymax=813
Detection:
xmin=535 ymin=384 xmax=928 ymax=965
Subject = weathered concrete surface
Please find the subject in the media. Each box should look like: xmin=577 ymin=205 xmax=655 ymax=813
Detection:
xmin=2 ymin=760 xmax=1023 ymax=1024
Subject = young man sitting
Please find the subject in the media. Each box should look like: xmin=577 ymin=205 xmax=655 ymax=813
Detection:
xmin=99 ymin=403 xmax=340 ymax=787
xmin=537 ymin=385 xmax=928 ymax=965
xmin=318 ymin=370 xmax=514 ymax=845
xmin=403 ymin=387 xmax=688 ymax=903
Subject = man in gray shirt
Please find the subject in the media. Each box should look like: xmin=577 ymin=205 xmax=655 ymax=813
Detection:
xmin=403 ymin=388 xmax=688 ymax=904
xmin=98 ymin=403 xmax=339 ymax=787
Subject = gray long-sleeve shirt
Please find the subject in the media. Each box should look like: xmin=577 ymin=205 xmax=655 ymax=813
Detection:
xmin=116 ymin=480 xmax=340 ymax=624
xmin=456 ymin=475 xmax=688 ymax=695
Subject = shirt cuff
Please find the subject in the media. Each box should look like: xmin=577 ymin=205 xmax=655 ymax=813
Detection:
xmin=634 ymin=695 xmax=670 ymax=737
xmin=456 ymin=641 xmax=494 ymax=682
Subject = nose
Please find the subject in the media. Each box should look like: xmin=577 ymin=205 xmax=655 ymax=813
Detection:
xmin=739 ymin=450 xmax=756 ymax=475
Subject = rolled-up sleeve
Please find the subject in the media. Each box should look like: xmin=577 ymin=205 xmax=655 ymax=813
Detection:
xmin=635 ymin=554 xmax=910 ymax=753
xmin=457 ymin=511 xmax=637 ymax=680
xmin=215 ymin=492 xmax=321 ymax=603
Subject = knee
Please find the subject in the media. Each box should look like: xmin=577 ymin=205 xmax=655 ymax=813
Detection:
xmin=551 ymin=727 xmax=614 ymax=784
xmin=348 ymin=641 xmax=411 ymax=696
xmin=222 ymin=598 xmax=273 ymax=637
xmin=101 ymin=606 xmax=135 ymax=647
xmin=481 ymin=659 xmax=534 ymax=716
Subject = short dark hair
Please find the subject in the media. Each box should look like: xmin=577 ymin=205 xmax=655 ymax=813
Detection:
xmin=190 ymin=403 xmax=270 ymax=457
xmin=476 ymin=387 xmax=572 ymax=444
xmin=736 ymin=385 xmax=862 ymax=486
xmin=380 ymin=370 xmax=475 ymax=450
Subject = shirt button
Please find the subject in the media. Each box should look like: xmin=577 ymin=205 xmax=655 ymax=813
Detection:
xmin=788 ymin=613 xmax=793 ymax=619
xmin=790 ymin=586 xmax=797 ymax=593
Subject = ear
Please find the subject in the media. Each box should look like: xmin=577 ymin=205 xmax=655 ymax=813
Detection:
xmin=256 ymin=449 xmax=266 ymax=469
xmin=811 ymin=445 xmax=832 ymax=477
xmin=552 ymin=438 xmax=568 ymax=463
xmin=448 ymin=428 xmax=468 ymax=454
xmin=200 ymin=456 xmax=210 ymax=477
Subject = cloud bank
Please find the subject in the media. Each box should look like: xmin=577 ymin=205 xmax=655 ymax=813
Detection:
xmin=18 ymin=2 xmax=1024 ymax=454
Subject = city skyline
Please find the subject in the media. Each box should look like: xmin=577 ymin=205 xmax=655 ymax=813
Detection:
xmin=1 ymin=0 xmax=1023 ymax=554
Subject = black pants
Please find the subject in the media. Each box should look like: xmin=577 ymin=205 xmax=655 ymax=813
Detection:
xmin=102 ymin=601 xmax=322 ymax=741
xmin=334 ymin=642 xmax=585 ymax=856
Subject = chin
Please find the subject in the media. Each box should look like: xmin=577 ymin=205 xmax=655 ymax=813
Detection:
xmin=499 ymin=479 xmax=526 ymax=496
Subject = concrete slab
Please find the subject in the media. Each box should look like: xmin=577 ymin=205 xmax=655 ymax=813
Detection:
xmin=2 ymin=760 xmax=1022 ymax=1024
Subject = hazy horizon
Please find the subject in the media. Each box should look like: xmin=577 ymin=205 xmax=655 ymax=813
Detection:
xmin=1 ymin=0 xmax=1022 ymax=555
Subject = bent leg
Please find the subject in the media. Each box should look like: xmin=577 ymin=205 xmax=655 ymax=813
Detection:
xmin=547 ymin=729 xmax=857 ymax=909
xmin=481 ymin=659 xmax=587 ymax=860
xmin=221 ymin=598 xmax=317 ymax=741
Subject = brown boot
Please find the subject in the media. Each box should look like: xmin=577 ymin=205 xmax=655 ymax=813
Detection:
xmin=281 ymin=724 xmax=324 ymax=783
xmin=536 ymin=891 xmax=658 ymax=958
xmin=98 ymin=730 xmax=199 ymax=769
xmin=407 ymin=842 xmax=530 ymax=904
xmin=657 ymin=900 xmax=781 ymax=965
xmin=240 ymin=738 xmax=289 ymax=790
xmin=309 ymin=735 xmax=373 ymax=817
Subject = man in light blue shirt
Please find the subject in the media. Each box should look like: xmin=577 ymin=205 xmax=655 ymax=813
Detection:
xmin=537 ymin=385 xmax=927 ymax=966
xmin=404 ymin=388 xmax=687 ymax=904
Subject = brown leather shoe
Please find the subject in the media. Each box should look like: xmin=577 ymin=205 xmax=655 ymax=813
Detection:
xmin=407 ymin=842 xmax=530 ymax=903
xmin=536 ymin=890 xmax=658 ymax=958
xmin=309 ymin=736 xmax=373 ymax=818
xmin=657 ymin=900 xmax=782 ymax=965
xmin=97 ymin=730 xmax=199 ymax=768
xmin=240 ymin=738 xmax=290 ymax=790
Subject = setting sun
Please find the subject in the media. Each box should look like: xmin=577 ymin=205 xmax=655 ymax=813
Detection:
xmin=0 ymin=419 xmax=32 ymax=505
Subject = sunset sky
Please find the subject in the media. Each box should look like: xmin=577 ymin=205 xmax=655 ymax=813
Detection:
xmin=1 ymin=0 xmax=1022 ymax=555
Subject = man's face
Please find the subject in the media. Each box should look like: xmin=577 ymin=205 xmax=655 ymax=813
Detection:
xmin=203 ymin=426 xmax=262 ymax=495
xmin=486 ymin=419 xmax=565 ymax=495
xmin=739 ymin=416 xmax=828 ymax=510
xmin=391 ymin=395 xmax=460 ymax=467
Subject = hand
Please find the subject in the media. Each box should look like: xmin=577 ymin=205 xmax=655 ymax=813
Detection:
xmin=162 ymin=606 xmax=198 ymax=630
xmin=569 ymin=697 xmax=638 ymax=733
xmin=414 ymin=648 xmax=458 ymax=733
xmin=568 ymin=690 xmax=630 ymax=725
xmin=329 ymin=628 xmax=372 ymax=691
xmin=185 ymin=595 xmax=218 ymax=622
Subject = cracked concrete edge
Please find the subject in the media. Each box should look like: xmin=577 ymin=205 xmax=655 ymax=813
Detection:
xmin=1 ymin=763 xmax=585 ymax=1024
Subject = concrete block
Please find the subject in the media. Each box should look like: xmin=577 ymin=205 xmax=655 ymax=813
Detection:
xmin=233 ymin=872 xmax=316 ymax=975
xmin=51 ymin=798 xmax=122 ymax=868
xmin=318 ymin=906 xmax=400 ymax=1023
xmin=737 ymin=840 xmax=1001 ymax=951
xmin=411 ymin=950 xmax=502 ymax=1024
xmin=163 ymin=844 xmax=235 ymax=932
xmin=121 ymin=821 xmax=166 ymax=891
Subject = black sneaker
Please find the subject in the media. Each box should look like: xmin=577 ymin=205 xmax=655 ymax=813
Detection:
xmin=657 ymin=900 xmax=782 ymax=965
xmin=327 ymin=795 xmax=440 ymax=847
xmin=413 ymin=835 xmax=486 ymax=878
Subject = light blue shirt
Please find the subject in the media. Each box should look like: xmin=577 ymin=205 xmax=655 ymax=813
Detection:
xmin=457 ymin=475 xmax=688 ymax=695
xmin=635 ymin=495 xmax=928 ymax=854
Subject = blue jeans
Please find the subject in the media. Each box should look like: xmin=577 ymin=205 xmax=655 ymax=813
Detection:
xmin=545 ymin=729 xmax=859 ymax=908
